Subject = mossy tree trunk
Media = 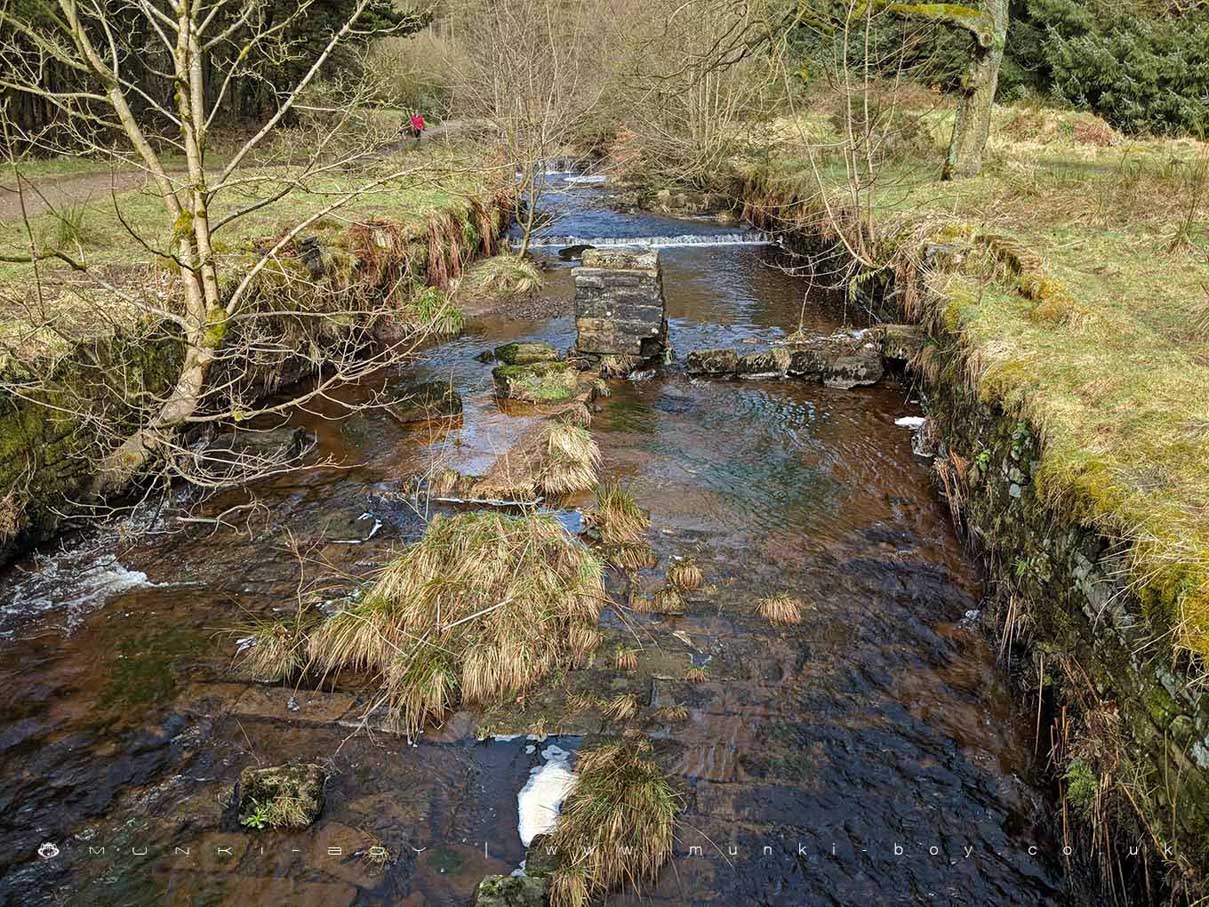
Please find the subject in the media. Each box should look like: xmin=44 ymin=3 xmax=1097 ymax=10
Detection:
xmin=943 ymin=0 xmax=1008 ymax=180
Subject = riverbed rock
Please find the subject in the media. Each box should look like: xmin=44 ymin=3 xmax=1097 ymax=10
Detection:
xmin=237 ymin=763 xmax=326 ymax=829
xmin=877 ymin=324 xmax=925 ymax=362
xmin=494 ymin=341 xmax=560 ymax=366
xmin=685 ymin=348 xmax=740 ymax=377
xmin=523 ymin=834 xmax=561 ymax=878
xmin=737 ymin=349 xmax=791 ymax=377
xmin=390 ymin=381 xmax=463 ymax=423
xmin=472 ymin=875 xmax=548 ymax=907
xmin=574 ymin=248 xmax=667 ymax=362
xmin=823 ymin=349 xmax=884 ymax=389
xmin=787 ymin=347 xmax=827 ymax=378
xmin=492 ymin=361 xmax=580 ymax=404
xmin=204 ymin=426 xmax=316 ymax=464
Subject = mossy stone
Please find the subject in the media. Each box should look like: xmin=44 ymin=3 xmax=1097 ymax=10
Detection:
xmin=472 ymin=874 xmax=547 ymax=907
xmin=494 ymin=341 xmax=559 ymax=366
xmin=492 ymin=361 xmax=578 ymax=403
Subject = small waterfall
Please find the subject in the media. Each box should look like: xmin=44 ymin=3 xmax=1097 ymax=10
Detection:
xmin=529 ymin=232 xmax=777 ymax=250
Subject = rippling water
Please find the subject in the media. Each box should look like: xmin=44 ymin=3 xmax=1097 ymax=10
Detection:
xmin=0 ymin=178 xmax=1086 ymax=905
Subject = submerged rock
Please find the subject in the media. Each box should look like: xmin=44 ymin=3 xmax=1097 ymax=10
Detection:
xmin=685 ymin=348 xmax=740 ymax=376
xmin=737 ymin=348 xmax=791 ymax=377
xmin=391 ymin=381 xmax=463 ymax=423
xmin=492 ymin=361 xmax=580 ymax=403
xmin=473 ymin=875 xmax=547 ymax=907
xmin=237 ymin=763 xmax=326 ymax=829
xmin=494 ymin=341 xmax=560 ymax=366
xmin=787 ymin=347 xmax=826 ymax=378
xmin=558 ymin=243 xmax=595 ymax=261
xmin=823 ymin=349 xmax=884 ymax=389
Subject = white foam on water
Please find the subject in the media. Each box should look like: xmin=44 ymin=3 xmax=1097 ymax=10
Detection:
xmin=528 ymin=232 xmax=774 ymax=249
xmin=895 ymin=416 xmax=927 ymax=429
xmin=0 ymin=555 xmax=154 ymax=636
xmin=517 ymin=743 xmax=576 ymax=847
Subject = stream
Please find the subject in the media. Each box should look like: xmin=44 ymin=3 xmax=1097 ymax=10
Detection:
xmin=0 ymin=176 xmax=1082 ymax=905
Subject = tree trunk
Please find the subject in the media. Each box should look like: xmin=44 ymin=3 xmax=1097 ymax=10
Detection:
xmin=943 ymin=0 xmax=1008 ymax=181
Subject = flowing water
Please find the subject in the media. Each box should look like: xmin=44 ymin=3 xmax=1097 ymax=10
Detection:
xmin=0 ymin=178 xmax=1084 ymax=905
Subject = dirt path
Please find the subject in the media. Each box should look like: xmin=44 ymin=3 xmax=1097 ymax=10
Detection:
xmin=0 ymin=168 xmax=156 ymax=223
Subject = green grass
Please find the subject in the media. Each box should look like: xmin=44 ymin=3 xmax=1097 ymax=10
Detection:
xmin=750 ymin=99 xmax=1209 ymax=663
xmin=0 ymin=142 xmax=498 ymax=366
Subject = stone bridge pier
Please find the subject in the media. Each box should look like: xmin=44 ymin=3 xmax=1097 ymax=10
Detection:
xmin=572 ymin=248 xmax=667 ymax=367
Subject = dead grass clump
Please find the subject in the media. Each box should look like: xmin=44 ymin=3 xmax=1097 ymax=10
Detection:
xmin=548 ymin=737 xmax=681 ymax=905
xmin=683 ymin=666 xmax=707 ymax=683
xmin=607 ymin=542 xmax=657 ymax=572
xmin=590 ymin=482 xmax=649 ymax=546
xmin=306 ymin=511 xmax=603 ymax=734
xmin=652 ymin=587 xmax=685 ymax=615
xmin=615 ymin=647 xmax=639 ymax=671
xmin=474 ymin=422 xmax=600 ymax=501
xmin=462 ymin=253 xmax=542 ymax=297
xmin=653 ymin=705 xmax=689 ymax=723
xmin=599 ymin=354 xmax=638 ymax=377
xmin=602 ymin=692 xmax=641 ymax=722
xmin=555 ymin=401 xmax=593 ymax=427
xmin=0 ymin=490 xmax=26 ymax=543
xmin=236 ymin=619 xmax=307 ymax=682
xmin=757 ymin=595 xmax=804 ymax=626
xmin=666 ymin=557 xmax=702 ymax=592
xmin=541 ymin=423 xmax=601 ymax=495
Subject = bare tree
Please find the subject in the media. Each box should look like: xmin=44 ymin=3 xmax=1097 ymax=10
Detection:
xmin=610 ymin=0 xmax=783 ymax=190
xmin=0 ymin=0 xmax=450 ymax=505
xmin=446 ymin=0 xmax=602 ymax=255
xmin=890 ymin=1 xmax=1009 ymax=179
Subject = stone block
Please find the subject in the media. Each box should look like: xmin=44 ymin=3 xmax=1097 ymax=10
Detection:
xmin=685 ymin=349 xmax=740 ymax=376
xmin=574 ymin=248 xmax=667 ymax=359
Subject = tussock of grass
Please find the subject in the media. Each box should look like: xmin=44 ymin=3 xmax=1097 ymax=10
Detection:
xmin=757 ymin=595 xmax=804 ymax=626
xmin=652 ymin=587 xmax=685 ymax=615
xmin=614 ymin=647 xmax=639 ymax=671
xmin=590 ymin=482 xmax=649 ymax=546
xmin=653 ymin=705 xmax=689 ymax=723
xmin=667 ymin=557 xmax=702 ymax=592
xmin=236 ymin=619 xmax=306 ymax=681
xmin=461 ymin=253 xmax=542 ymax=297
xmin=606 ymin=541 xmax=657 ymax=572
xmin=306 ymin=511 xmax=603 ymax=734
xmin=474 ymin=421 xmax=601 ymax=501
xmin=547 ymin=736 xmax=681 ymax=906
xmin=602 ymin=692 xmax=640 ymax=721
xmin=683 ymin=666 xmax=707 ymax=683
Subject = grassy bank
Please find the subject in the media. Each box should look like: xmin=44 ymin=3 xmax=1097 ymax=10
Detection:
xmin=0 ymin=137 xmax=503 ymax=369
xmin=740 ymin=100 xmax=1209 ymax=668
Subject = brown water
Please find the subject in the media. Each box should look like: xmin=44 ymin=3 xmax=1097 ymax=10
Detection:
xmin=0 ymin=185 xmax=1080 ymax=905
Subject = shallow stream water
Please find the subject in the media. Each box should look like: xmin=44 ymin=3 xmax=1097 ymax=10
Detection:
xmin=0 ymin=178 xmax=1082 ymax=905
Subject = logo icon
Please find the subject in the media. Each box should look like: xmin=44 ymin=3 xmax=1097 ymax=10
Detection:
xmin=38 ymin=842 xmax=60 ymax=860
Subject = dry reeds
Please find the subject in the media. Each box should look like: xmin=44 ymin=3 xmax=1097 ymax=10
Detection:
xmin=653 ymin=705 xmax=689 ymax=723
xmin=540 ymin=423 xmax=601 ymax=495
xmin=602 ymin=692 xmax=640 ymax=721
xmin=474 ymin=421 xmax=600 ymax=501
xmin=652 ymin=587 xmax=685 ymax=616
xmin=462 ymin=253 xmax=542 ymax=297
xmin=547 ymin=737 xmax=681 ymax=905
xmin=306 ymin=511 xmax=603 ymax=734
xmin=683 ymin=666 xmax=707 ymax=683
xmin=606 ymin=542 xmax=657 ymax=572
xmin=590 ymin=482 xmax=649 ymax=546
xmin=614 ymin=647 xmax=639 ymax=671
xmin=236 ymin=619 xmax=306 ymax=682
xmin=757 ymin=595 xmax=804 ymax=626
xmin=666 ymin=557 xmax=702 ymax=592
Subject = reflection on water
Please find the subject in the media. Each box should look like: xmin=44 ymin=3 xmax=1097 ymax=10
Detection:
xmin=0 ymin=183 xmax=1081 ymax=905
